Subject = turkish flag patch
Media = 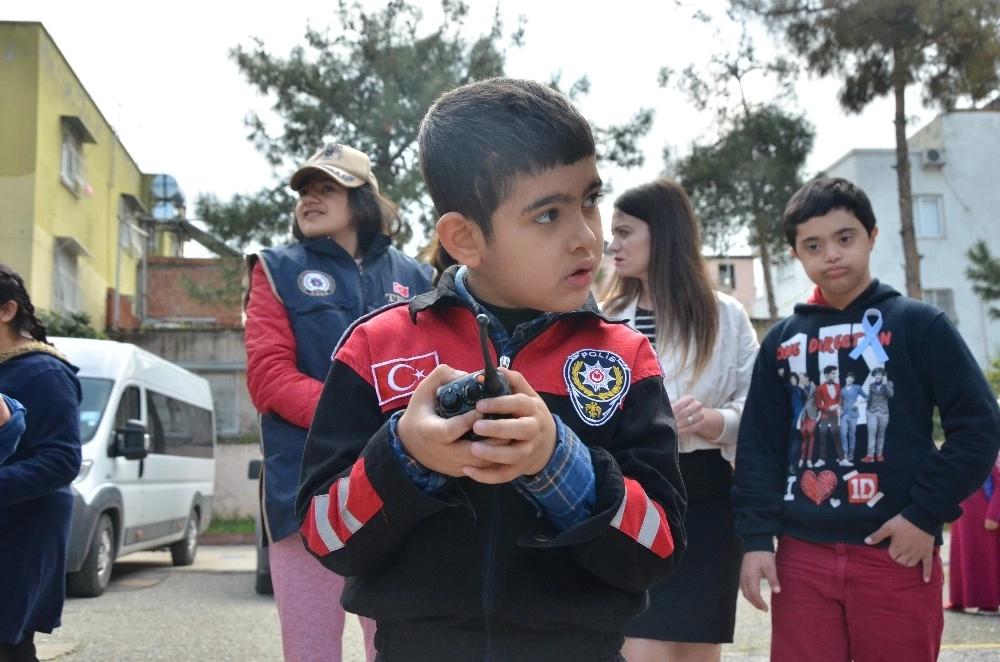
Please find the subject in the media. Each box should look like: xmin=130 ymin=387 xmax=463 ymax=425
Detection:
xmin=371 ymin=352 xmax=439 ymax=406
xmin=392 ymin=281 xmax=410 ymax=298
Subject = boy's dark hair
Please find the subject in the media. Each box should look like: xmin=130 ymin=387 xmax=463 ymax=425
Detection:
xmin=0 ymin=264 xmax=49 ymax=343
xmin=872 ymin=366 xmax=886 ymax=376
xmin=846 ymin=371 xmax=856 ymax=380
xmin=292 ymin=182 xmax=401 ymax=254
xmin=782 ymin=177 xmax=877 ymax=247
xmin=824 ymin=365 xmax=837 ymax=376
xmin=417 ymin=77 xmax=596 ymax=241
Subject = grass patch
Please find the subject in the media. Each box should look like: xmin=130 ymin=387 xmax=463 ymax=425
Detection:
xmin=205 ymin=516 xmax=255 ymax=535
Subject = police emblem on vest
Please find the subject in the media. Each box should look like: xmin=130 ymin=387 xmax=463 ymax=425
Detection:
xmin=563 ymin=349 xmax=630 ymax=426
xmin=298 ymin=270 xmax=336 ymax=296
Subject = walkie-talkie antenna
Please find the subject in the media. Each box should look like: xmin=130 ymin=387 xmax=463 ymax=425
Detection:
xmin=476 ymin=314 xmax=505 ymax=396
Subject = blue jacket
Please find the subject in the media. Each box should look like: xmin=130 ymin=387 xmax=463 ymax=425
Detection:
xmin=0 ymin=394 xmax=25 ymax=464
xmin=248 ymin=234 xmax=432 ymax=541
xmin=0 ymin=345 xmax=82 ymax=643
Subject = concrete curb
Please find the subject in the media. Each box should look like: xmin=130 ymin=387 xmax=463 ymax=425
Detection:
xmin=201 ymin=532 xmax=255 ymax=545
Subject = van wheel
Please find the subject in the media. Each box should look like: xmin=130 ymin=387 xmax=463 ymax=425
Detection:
xmin=67 ymin=513 xmax=115 ymax=598
xmin=170 ymin=508 xmax=199 ymax=566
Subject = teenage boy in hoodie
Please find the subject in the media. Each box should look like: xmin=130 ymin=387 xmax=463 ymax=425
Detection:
xmin=733 ymin=177 xmax=1000 ymax=661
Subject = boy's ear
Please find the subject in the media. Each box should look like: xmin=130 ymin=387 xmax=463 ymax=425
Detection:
xmin=437 ymin=212 xmax=484 ymax=268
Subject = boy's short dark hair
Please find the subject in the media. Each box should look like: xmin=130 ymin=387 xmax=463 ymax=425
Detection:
xmin=872 ymin=366 xmax=886 ymax=376
xmin=417 ymin=77 xmax=596 ymax=241
xmin=824 ymin=365 xmax=837 ymax=376
xmin=782 ymin=177 xmax=877 ymax=247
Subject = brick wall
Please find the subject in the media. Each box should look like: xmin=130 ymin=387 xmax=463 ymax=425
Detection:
xmin=105 ymin=289 xmax=142 ymax=331
xmin=146 ymin=256 xmax=244 ymax=328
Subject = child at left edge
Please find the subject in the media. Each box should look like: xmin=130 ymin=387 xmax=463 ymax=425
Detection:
xmin=295 ymin=77 xmax=687 ymax=661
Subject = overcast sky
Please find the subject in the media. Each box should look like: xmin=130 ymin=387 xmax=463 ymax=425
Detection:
xmin=9 ymin=0 xmax=935 ymax=245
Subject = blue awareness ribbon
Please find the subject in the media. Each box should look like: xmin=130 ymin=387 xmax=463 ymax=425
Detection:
xmin=849 ymin=308 xmax=889 ymax=362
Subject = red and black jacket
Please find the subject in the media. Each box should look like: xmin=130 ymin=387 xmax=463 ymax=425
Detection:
xmin=297 ymin=269 xmax=686 ymax=661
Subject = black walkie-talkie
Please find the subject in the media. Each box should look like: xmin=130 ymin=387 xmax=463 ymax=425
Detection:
xmin=435 ymin=314 xmax=512 ymax=437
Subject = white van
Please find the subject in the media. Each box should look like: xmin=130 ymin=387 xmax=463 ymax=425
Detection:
xmin=51 ymin=337 xmax=216 ymax=598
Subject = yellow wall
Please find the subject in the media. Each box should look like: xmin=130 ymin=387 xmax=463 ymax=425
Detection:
xmin=0 ymin=22 xmax=147 ymax=330
xmin=0 ymin=24 xmax=41 ymax=288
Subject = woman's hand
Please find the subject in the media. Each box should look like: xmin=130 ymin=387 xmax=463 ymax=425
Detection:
xmin=672 ymin=394 xmax=724 ymax=439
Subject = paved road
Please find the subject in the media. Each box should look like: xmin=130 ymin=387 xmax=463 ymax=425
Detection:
xmin=35 ymin=541 xmax=1000 ymax=661
xmin=36 ymin=546 xmax=366 ymax=661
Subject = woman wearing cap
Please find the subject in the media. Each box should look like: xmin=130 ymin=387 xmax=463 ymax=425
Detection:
xmin=244 ymin=143 xmax=432 ymax=662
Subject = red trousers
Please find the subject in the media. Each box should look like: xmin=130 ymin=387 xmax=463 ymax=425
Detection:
xmin=771 ymin=536 xmax=943 ymax=661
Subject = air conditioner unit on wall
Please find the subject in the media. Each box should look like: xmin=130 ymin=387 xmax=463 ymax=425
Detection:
xmin=922 ymin=148 xmax=946 ymax=169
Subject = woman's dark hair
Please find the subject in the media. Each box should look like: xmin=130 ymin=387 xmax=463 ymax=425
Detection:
xmin=602 ymin=177 xmax=719 ymax=382
xmin=0 ymin=264 xmax=49 ymax=343
xmin=291 ymin=181 xmax=402 ymax=254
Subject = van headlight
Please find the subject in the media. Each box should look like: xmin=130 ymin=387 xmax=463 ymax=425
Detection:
xmin=73 ymin=460 xmax=93 ymax=484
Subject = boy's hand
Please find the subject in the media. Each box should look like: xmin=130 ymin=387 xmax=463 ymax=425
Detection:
xmin=462 ymin=368 xmax=557 ymax=484
xmin=740 ymin=551 xmax=780 ymax=612
xmin=985 ymin=518 xmax=999 ymax=531
xmin=0 ymin=396 xmax=10 ymax=426
xmin=396 ymin=364 xmax=494 ymax=477
xmin=865 ymin=514 xmax=935 ymax=582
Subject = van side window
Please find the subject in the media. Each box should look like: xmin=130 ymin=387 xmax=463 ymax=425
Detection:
xmin=112 ymin=386 xmax=142 ymax=430
xmin=146 ymin=391 xmax=215 ymax=459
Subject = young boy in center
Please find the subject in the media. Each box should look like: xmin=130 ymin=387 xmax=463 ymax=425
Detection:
xmin=296 ymin=77 xmax=687 ymax=661
xmin=733 ymin=177 xmax=1000 ymax=661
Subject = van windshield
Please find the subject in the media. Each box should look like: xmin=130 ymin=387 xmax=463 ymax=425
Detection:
xmin=78 ymin=377 xmax=114 ymax=443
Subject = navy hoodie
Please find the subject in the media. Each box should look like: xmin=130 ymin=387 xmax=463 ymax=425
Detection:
xmin=734 ymin=280 xmax=1000 ymax=552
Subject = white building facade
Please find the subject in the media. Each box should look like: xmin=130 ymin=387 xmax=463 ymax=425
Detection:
xmin=757 ymin=109 xmax=1000 ymax=371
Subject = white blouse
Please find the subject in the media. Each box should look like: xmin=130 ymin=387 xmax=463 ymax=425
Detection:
xmin=609 ymin=292 xmax=760 ymax=462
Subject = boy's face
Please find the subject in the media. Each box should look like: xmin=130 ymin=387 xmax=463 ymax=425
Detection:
xmin=465 ymin=157 xmax=603 ymax=312
xmin=791 ymin=208 xmax=877 ymax=310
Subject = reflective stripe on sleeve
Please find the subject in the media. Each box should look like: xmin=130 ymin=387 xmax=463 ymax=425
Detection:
xmin=302 ymin=458 xmax=383 ymax=555
xmin=610 ymin=476 xmax=674 ymax=558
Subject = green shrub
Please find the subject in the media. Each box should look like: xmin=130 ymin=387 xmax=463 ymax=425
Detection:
xmin=40 ymin=311 xmax=104 ymax=338
xmin=205 ymin=516 xmax=255 ymax=535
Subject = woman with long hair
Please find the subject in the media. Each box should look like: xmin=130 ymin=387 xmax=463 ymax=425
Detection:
xmin=603 ymin=178 xmax=759 ymax=662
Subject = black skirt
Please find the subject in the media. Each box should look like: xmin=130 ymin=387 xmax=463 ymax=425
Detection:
xmin=623 ymin=449 xmax=742 ymax=643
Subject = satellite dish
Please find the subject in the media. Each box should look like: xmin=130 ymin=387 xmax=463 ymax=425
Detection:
xmin=150 ymin=174 xmax=185 ymax=205
xmin=152 ymin=201 xmax=179 ymax=220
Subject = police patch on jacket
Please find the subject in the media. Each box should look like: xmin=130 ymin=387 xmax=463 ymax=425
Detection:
xmin=298 ymin=270 xmax=335 ymax=296
xmin=564 ymin=349 xmax=630 ymax=426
